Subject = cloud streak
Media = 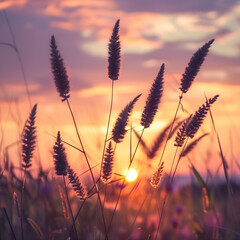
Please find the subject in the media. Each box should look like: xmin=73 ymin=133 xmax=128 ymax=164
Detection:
xmin=38 ymin=1 xmax=240 ymax=58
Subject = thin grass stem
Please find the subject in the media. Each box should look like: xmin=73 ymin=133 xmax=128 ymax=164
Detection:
xmin=157 ymin=93 xmax=183 ymax=167
xmin=167 ymin=147 xmax=179 ymax=185
xmin=2 ymin=208 xmax=17 ymax=240
xmin=155 ymin=138 xmax=189 ymax=239
xmin=63 ymin=176 xmax=78 ymax=240
xmin=170 ymin=138 xmax=189 ymax=184
xmin=20 ymin=167 xmax=27 ymax=240
xmin=105 ymin=128 xmax=145 ymax=238
xmin=2 ymin=10 xmax=32 ymax=108
xmin=100 ymin=80 xmax=114 ymax=185
xmin=65 ymin=99 xmax=108 ymax=239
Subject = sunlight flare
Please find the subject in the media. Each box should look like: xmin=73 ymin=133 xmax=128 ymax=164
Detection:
xmin=125 ymin=168 xmax=138 ymax=182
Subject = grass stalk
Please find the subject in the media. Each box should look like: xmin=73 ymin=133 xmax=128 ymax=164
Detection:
xmin=105 ymin=128 xmax=145 ymax=238
xmin=99 ymin=80 xmax=115 ymax=185
xmin=2 ymin=10 xmax=32 ymax=108
xmin=20 ymin=167 xmax=27 ymax=240
xmin=155 ymin=138 xmax=189 ymax=240
xmin=65 ymin=99 xmax=108 ymax=239
xmin=157 ymin=93 xmax=183 ymax=167
xmin=2 ymin=208 xmax=17 ymax=240
xmin=63 ymin=176 xmax=79 ymax=240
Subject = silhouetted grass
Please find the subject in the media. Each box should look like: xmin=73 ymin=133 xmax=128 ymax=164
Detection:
xmin=1 ymin=18 xmax=239 ymax=240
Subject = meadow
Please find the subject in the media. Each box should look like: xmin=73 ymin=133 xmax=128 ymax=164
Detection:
xmin=0 ymin=18 xmax=240 ymax=240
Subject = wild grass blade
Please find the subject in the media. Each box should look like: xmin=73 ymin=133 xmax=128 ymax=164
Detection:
xmin=2 ymin=208 xmax=17 ymax=240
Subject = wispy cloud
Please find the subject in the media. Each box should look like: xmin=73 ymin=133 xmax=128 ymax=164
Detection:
xmin=0 ymin=0 xmax=27 ymax=10
xmin=33 ymin=1 xmax=240 ymax=58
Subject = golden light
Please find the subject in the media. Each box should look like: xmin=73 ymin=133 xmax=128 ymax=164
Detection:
xmin=125 ymin=168 xmax=138 ymax=182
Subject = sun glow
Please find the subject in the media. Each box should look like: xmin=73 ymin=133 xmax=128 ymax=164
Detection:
xmin=125 ymin=168 xmax=138 ymax=182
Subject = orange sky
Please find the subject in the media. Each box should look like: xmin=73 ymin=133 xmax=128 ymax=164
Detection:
xmin=0 ymin=0 xmax=240 ymax=179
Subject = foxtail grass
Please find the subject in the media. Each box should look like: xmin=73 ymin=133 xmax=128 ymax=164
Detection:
xmin=21 ymin=104 xmax=37 ymax=240
xmin=53 ymin=131 xmax=78 ymax=240
xmin=141 ymin=64 xmax=164 ymax=128
xmin=186 ymin=95 xmax=219 ymax=138
xmin=150 ymin=161 xmax=164 ymax=188
xmin=106 ymin=64 xmax=164 ymax=238
xmin=50 ymin=36 xmax=70 ymax=102
xmin=179 ymin=39 xmax=214 ymax=94
xmin=157 ymin=40 xmax=215 ymax=168
xmin=50 ymin=35 xmax=108 ymax=238
xmin=22 ymin=104 xmax=37 ymax=169
xmin=112 ymin=94 xmax=141 ymax=143
xmin=101 ymin=141 xmax=114 ymax=184
xmin=155 ymin=95 xmax=219 ymax=240
xmin=108 ymin=19 xmax=120 ymax=81
xmin=68 ymin=165 xmax=87 ymax=200
xmin=53 ymin=131 xmax=68 ymax=176
xmin=99 ymin=19 xmax=121 ymax=184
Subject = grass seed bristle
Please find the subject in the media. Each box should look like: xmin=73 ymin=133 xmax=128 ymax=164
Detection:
xmin=150 ymin=162 xmax=164 ymax=188
xmin=174 ymin=115 xmax=192 ymax=147
xmin=141 ymin=64 xmax=164 ymax=128
xmin=180 ymin=39 xmax=214 ymax=94
xmin=186 ymin=95 xmax=219 ymax=138
xmin=53 ymin=131 xmax=68 ymax=176
xmin=108 ymin=19 xmax=121 ymax=81
xmin=112 ymin=94 xmax=141 ymax=143
xmin=22 ymin=104 xmax=37 ymax=169
xmin=68 ymin=166 xmax=87 ymax=200
xmin=101 ymin=141 xmax=114 ymax=184
xmin=50 ymin=35 xmax=70 ymax=101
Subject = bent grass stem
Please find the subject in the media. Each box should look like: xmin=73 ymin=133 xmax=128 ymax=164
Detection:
xmin=155 ymin=139 xmax=189 ymax=240
xmin=63 ymin=176 xmax=79 ymax=240
xmin=157 ymin=93 xmax=183 ymax=167
xmin=65 ymin=99 xmax=108 ymax=239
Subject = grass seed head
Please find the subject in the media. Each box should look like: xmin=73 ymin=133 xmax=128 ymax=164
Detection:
xmin=68 ymin=166 xmax=87 ymax=200
xmin=50 ymin=35 xmax=70 ymax=101
xmin=53 ymin=131 xmax=68 ymax=176
xmin=101 ymin=141 xmax=114 ymax=184
xmin=141 ymin=64 xmax=164 ymax=128
xmin=112 ymin=94 xmax=141 ymax=143
xmin=180 ymin=39 xmax=214 ymax=94
xmin=150 ymin=162 xmax=164 ymax=188
xmin=108 ymin=19 xmax=121 ymax=81
xmin=22 ymin=104 xmax=37 ymax=169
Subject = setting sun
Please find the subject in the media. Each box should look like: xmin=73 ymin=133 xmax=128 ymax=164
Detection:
xmin=125 ymin=168 xmax=138 ymax=182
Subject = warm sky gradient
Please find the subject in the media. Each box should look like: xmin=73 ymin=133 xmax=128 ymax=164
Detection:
xmin=0 ymin=0 xmax=240 ymax=178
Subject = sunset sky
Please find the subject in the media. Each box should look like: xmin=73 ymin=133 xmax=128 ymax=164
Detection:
xmin=0 ymin=0 xmax=240 ymax=178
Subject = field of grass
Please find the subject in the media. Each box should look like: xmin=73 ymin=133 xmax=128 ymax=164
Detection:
xmin=0 ymin=18 xmax=240 ymax=240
